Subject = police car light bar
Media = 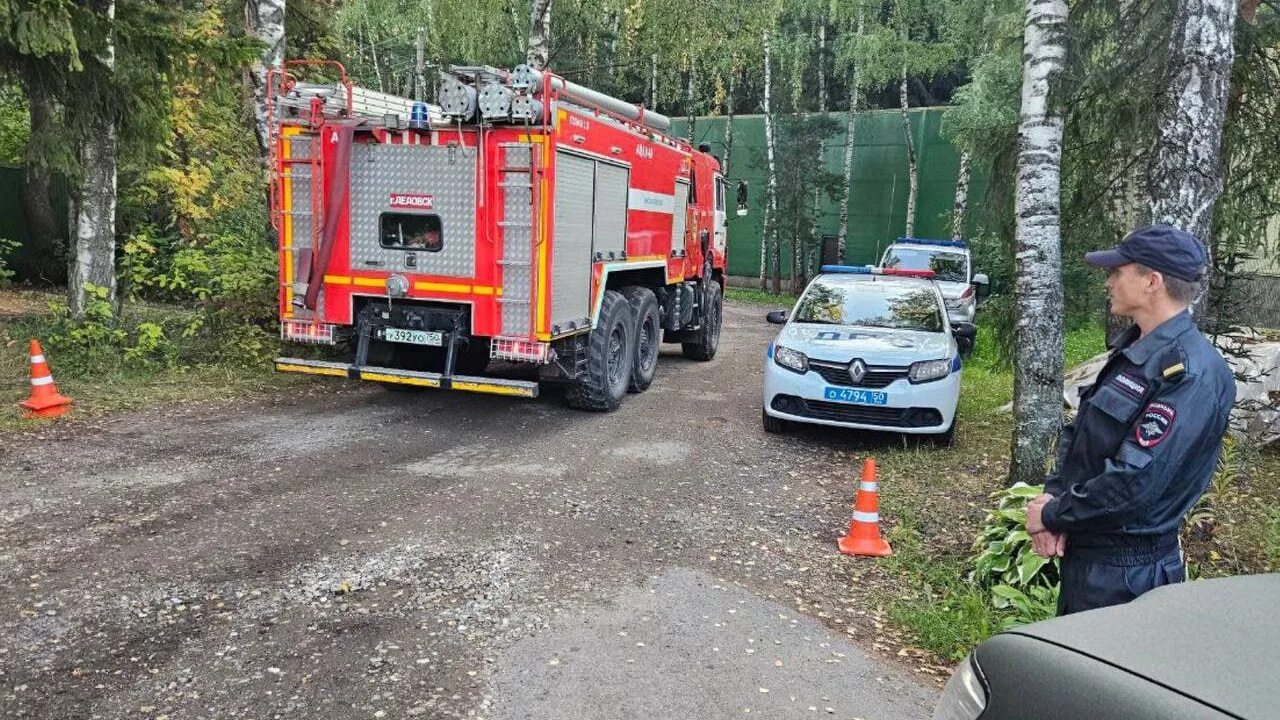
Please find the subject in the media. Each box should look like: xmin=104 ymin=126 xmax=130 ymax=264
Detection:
xmin=819 ymin=264 xmax=936 ymax=279
xmin=897 ymin=237 xmax=967 ymax=249
xmin=881 ymin=267 xmax=937 ymax=278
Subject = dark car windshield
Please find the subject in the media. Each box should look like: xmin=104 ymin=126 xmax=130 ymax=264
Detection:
xmin=793 ymin=280 xmax=943 ymax=332
xmin=882 ymin=247 xmax=967 ymax=283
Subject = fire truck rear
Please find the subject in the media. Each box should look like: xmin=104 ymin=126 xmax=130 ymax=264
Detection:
xmin=269 ymin=62 xmax=730 ymax=411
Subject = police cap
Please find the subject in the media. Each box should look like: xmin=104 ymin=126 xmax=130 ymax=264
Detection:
xmin=1084 ymin=224 xmax=1207 ymax=282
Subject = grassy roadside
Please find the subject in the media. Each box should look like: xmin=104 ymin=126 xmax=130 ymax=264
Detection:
xmin=0 ymin=289 xmax=305 ymax=432
xmin=731 ymin=289 xmax=1280 ymax=662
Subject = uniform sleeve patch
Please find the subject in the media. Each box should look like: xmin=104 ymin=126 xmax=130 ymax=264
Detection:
xmin=1111 ymin=373 xmax=1148 ymax=399
xmin=1135 ymin=402 xmax=1176 ymax=448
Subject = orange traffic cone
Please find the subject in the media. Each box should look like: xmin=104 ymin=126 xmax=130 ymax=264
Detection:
xmin=18 ymin=339 xmax=72 ymax=419
xmin=838 ymin=457 xmax=892 ymax=557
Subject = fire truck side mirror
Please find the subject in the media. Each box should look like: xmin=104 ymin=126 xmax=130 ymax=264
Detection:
xmin=736 ymin=180 xmax=749 ymax=216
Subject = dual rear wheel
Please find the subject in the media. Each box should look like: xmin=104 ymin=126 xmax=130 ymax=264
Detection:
xmin=566 ymin=279 xmax=721 ymax=411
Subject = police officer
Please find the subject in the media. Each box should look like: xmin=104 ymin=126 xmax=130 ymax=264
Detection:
xmin=1025 ymin=225 xmax=1236 ymax=616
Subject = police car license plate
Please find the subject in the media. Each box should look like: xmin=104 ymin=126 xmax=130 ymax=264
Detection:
xmin=823 ymin=387 xmax=888 ymax=406
xmin=383 ymin=328 xmax=443 ymax=346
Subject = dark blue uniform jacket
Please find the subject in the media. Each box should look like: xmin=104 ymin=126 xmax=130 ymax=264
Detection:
xmin=1042 ymin=311 xmax=1236 ymax=556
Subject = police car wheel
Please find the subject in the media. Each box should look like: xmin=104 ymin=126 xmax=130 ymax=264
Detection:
xmin=622 ymin=286 xmax=661 ymax=393
xmin=763 ymin=408 xmax=787 ymax=434
xmin=931 ymin=421 xmax=957 ymax=447
xmin=565 ymin=290 xmax=636 ymax=412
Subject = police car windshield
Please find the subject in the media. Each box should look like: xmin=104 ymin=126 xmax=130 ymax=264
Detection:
xmin=793 ymin=280 xmax=944 ymax=332
xmin=883 ymin=247 xmax=967 ymax=283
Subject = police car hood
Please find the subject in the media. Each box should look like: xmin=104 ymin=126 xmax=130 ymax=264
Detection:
xmin=935 ymin=280 xmax=969 ymax=300
xmin=779 ymin=323 xmax=952 ymax=365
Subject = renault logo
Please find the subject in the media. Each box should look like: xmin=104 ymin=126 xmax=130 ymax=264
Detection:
xmin=849 ymin=359 xmax=867 ymax=384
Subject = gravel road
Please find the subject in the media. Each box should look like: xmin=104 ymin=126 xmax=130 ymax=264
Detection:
xmin=0 ymin=300 xmax=940 ymax=719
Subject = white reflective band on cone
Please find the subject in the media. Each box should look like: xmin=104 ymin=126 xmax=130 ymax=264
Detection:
xmin=852 ymin=510 xmax=879 ymax=523
xmin=30 ymin=375 xmax=53 ymax=386
xmin=30 ymin=355 xmax=45 ymax=364
xmin=860 ymin=481 xmax=878 ymax=492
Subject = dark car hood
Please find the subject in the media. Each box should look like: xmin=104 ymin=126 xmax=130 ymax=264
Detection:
xmin=1007 ymin=574 xmax=1280 ymax=719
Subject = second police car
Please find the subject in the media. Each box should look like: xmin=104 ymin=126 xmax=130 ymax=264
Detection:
xmin=763 ymin=265 xmax=975 ymax=444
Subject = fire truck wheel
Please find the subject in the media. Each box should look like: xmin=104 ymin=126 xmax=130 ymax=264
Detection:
xmin=565 ymin=290 xmax=636 ymax=411
xmin=681 ymin=279 xmax=722 ymax=361
xmin=622 ymin=286 xmax=660 ymax=393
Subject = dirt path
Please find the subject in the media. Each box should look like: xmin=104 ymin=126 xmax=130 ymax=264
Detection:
xmin=0 ymin=301 xmax=940 ymax=719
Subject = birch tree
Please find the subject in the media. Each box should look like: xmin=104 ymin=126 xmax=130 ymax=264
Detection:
xmin=761 ymin=29 xmax=781 ymax=293
xmin=896 ymin=2 xmax=919 ymax=238
xmin=835 ymin=7 xmax=866 ymax=265
xmin=1146 ymin=0 xmax=1238 ymax=317
xmin=247 ymin=0 xmax=286 ymax=157
xmin=898 ymin=61 xmax=919 ymax=238
xmin=527 ymin=0 xmax=552 ymax=69
xmin=951 ymin=149 xmax=972 ymax=239
xmin=69 ymin=0 xmax=118 ymax=317
xmin=1010 ymin=0 xmax=1068 ymax=486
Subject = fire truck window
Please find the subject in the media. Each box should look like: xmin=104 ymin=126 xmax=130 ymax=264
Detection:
xmin=715 ymin=179 xmax=725 ymax=212
xmin=380 ymin=213 xmax=443 ymax=252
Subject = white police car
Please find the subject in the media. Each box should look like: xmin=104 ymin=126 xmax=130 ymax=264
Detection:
xmin=762 ymin=265 xmax=975 ymax=443
xmin=879 ymin=238 xmax=988 ymax=327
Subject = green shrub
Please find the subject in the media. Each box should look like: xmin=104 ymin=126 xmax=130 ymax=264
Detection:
xmin=0 ymin=237 xmax=18 ymax=286
xmin=970 ymin=482 xmax=1060 ymax=626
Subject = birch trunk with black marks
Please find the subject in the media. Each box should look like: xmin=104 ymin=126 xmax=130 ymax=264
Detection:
xmin=1147 ymin=0 xmax=1237 ymax=319
xmin=806 ymin=16 xmax=826 ymax=283
xmin=899 ymin=64 xmax=918 ymax=238
xmin=951 ymin=151 xmax=971 ymax=239
xmin=836 ymin=12 xmax=865 ymax=265
xmin=247 ymin=0 xmax=285 ymax=158
xmin=761 ymin=31 xmax=780 ymax=293
xmin=723 ymin=69 xmax=735 ymax=178
xmin=649 ymin=53 xmax=658 ymax=110
xmin=69 ymin=0 xmax=119 ymax=318
xmin=686 ymin=57 xmax=696 ymax=143
xmin=1011 ymin=0 xmax=1068 ymax=486
xmin=527 ymin=0 xmax=552 ymax=69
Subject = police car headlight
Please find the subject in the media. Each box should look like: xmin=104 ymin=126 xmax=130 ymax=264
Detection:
xmin=932 ymin=654 xmax=987 ymax=720
xmin=773 ymin=345 xmax=809 ymax=374
xmin=909 ymin=358 xmax=951 ymax=383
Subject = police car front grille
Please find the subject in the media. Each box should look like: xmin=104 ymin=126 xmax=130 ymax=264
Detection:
xmin=808 ymin=360 xmax=907 ymax=389
xmin=772 ymin=395 xmax=943 ymax=428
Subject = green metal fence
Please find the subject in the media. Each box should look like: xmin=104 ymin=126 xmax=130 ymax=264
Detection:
xmin=0 ymin=165 xmax=29 ymax=243
xmin=671 ymin=107 xmax=988 ymax=278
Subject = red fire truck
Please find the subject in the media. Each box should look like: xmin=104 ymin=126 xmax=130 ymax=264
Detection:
xmin=269 ymin=62 xmax=730 ymax=411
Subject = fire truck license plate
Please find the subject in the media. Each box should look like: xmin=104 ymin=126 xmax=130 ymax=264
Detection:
xmin=823 ymin=387 xmax=888 ymax=406
xmin=383 ymin=328 xmax=443 ymax=346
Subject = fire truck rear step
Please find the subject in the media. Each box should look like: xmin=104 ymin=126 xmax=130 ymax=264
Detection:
xmin=274 ymin=357 xmax=539 ymax=398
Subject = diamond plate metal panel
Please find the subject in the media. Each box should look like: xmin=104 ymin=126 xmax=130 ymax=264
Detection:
xmin=593 ymin=162 xmax=628 ymax=258
xmin=349 ymin=143 xmax=476 ymax=277
xmin=551 ymin=152 xmax=595 ymax=328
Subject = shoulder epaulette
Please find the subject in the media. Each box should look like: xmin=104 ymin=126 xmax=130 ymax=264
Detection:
xmin=1159 ymin=346 xmax=1186 ymax=380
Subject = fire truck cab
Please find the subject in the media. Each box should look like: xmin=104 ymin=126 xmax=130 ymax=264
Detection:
xmin=270 ymin=62 xmax=729 ymax=411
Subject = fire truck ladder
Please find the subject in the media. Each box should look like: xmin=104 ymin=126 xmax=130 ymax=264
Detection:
xmin=496 ymin=141 xmax=541 ymax=338
xmin=278 ymin=129 xmax=325 ymax=318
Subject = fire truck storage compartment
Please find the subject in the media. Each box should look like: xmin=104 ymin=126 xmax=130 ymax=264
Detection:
xmin=551 ymin=150 xmax=631 ymax=333
xmin=349 ymin=143 xmax=477 ymax=276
